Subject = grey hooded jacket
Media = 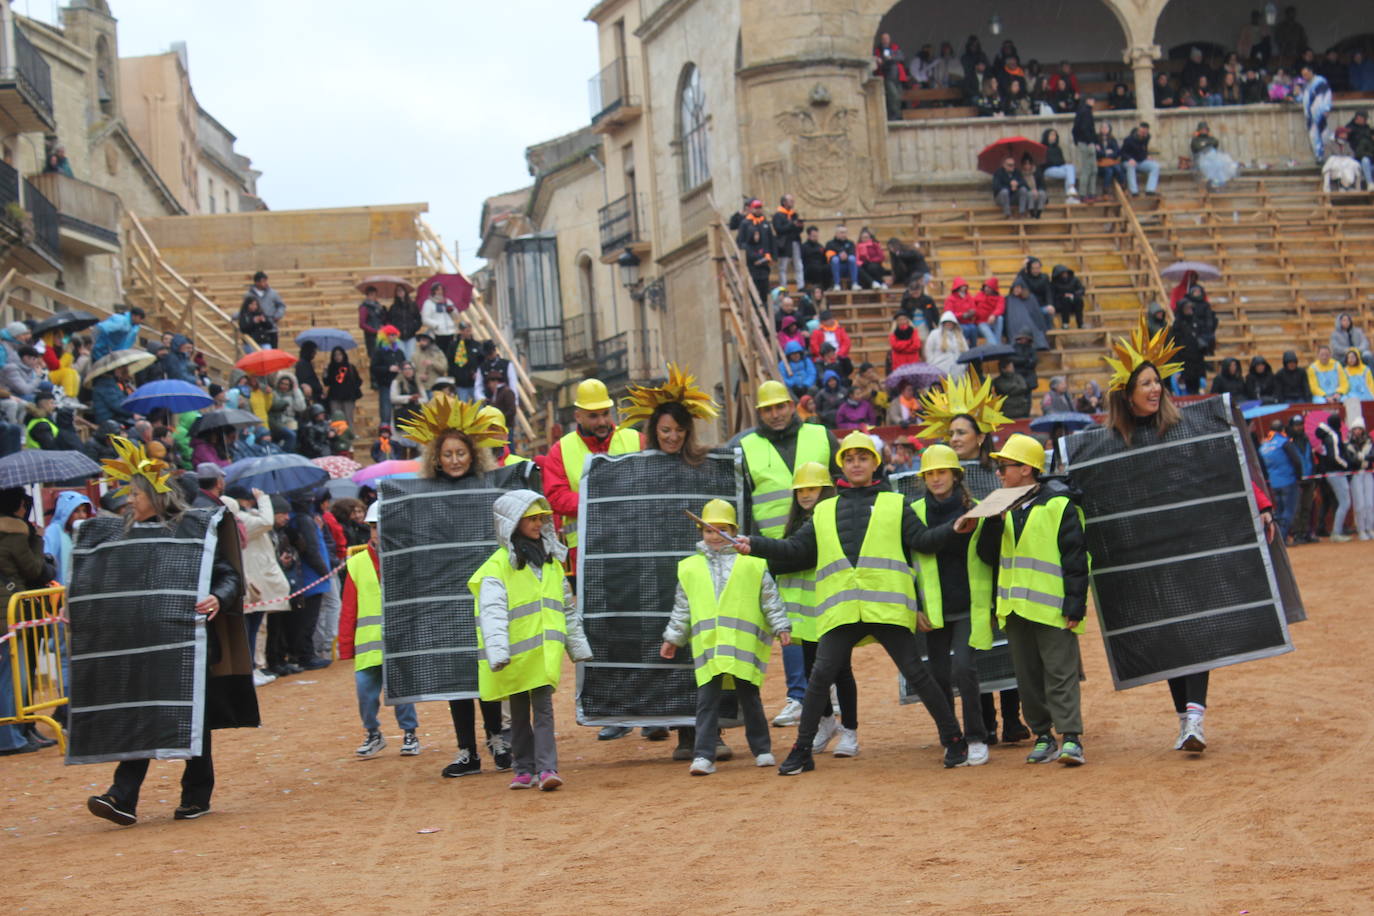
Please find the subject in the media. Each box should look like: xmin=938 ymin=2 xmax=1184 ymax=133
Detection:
xmin=477 ymin=488 xmax=592 ymax=669
xmin=663 ymin=541 xmax=788 ymax=647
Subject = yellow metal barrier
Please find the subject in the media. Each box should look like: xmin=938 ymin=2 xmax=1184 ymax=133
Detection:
xmin=1 ymin=586 xmax=68 ymax=753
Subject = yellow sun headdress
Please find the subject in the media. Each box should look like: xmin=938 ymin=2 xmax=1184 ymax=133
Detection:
xmin=102 ymin=435 xmax=173 ymax=497
xmin=916 ymin=373 xmax=1011 ymax=441
xmin=395 ymin=393 xmax=508 ymax=448
xmin=1103 ymin=313 xmax=1184 ymax=393
xmin=618 ymin=363 xmax=720 ymax=428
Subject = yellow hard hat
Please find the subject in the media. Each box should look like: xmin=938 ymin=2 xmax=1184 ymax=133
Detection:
xmin=792 ymin=461 xmax=831 ymax=489
xmin=835 ymin=430 xmax=880 ymax=467
xmin=699 ymin=498 xmax=737 ymax=528
xmin=755 ymin=380 xmax=792 ymax=409
xmin=574 ymin=378 xmax=614 ymax=411
xmin=522 ymin=497 xmax=553 ymax=518
xmin=479 ymin=404 xmax=507 ymax=430
xmin=989 ymin=433 xmax=1046 ymax=473
xmin=918 ymin=443 xmax=962 ymax=476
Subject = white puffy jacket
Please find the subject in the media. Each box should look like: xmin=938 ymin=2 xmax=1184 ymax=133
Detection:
xmin=663 ymin=541 xmax=788 ymax=647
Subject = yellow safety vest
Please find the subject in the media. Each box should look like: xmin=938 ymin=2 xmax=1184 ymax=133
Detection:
xmin=740 ymin=424 xmax=831 ymax=536
xmin=468 ymin=548 xmax=569 ymax=701
xmin=678 ymin=552 xmax=772 ymax=688
xmin=996 ymin=496 xmax=1086 ymax=634
xmin=501 ymin=452 xmax=531 ymax=466
xmin=557 ymin=428 xmax=640 ymax=549
xmin=912 ymin=498 xmax=995 ymax=650
xmin=812 ymin=491 xmax=917 ymax=637
xmin=346 ymin=549 xmax=384 ymax=671
xmin=24 ymin=416 xmax=56 ymax=450
xmin=776 ymin=566 xmax=818 ymax=643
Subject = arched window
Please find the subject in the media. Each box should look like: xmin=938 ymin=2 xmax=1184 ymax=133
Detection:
xmin=678 ymin=64 xmax=709 ymax=192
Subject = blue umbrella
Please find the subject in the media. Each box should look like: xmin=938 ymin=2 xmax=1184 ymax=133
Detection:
xmin=323 ymin=478 xmax=361 ymax=500
xmin=1030 ymin=412 xmax=1096 ymax=432
xmin=957 ymin=343 xmax=1017 ymax=365
xmin=296 ymin=327 xmax=356 ymax=351
xmin=225 ymin=453 xmax=329 ymax=494
xmin=0 ymin=449 xmax=101 ymax=488
xmin=1241 ymin=402 xmax=1288 ymax=420
xmin=122 ymin=379 xmax=214 ymax=415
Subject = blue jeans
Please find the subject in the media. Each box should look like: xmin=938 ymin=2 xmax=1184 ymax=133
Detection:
xmin=1042 ymin=163 xmax=1077 ymax=193
xmin=377 ymin=384 xmax=392 ymax=427
xmin=1099 ymin=165 xmax=1126 ymax=190
xmin=961 ymin=319 xmax=1001 ymax=346
xmin=1328 ymin=473 xmax=1353 ymax=535
xmin=1359 ymin=156 xmax=1373 ymax=187
xmin=782 ymin=642 xmax=806 ymax=701
xmin=455 ymin=387 xmax=475 ymax=402
xmin=829 ymin=255 xmax=859 ymax=288
xmin=355 ymin=665 xmax=417 ymax=732
xmin=0 ymin=647 xmax=26 ymax=750
xmin=1126 ymin=158 xmax=1160 ymax=194
xmin=1272 ymin=482 xmax=1299 ymax=540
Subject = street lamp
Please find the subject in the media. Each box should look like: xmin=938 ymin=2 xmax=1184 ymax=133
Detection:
xmin=988 ymin=14 xmax=1002 ymax=37
xmin=617 ymin=247 xmax=642 ymax=291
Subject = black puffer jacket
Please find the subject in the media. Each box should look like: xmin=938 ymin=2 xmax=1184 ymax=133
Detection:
xmin=974 ymin=477 xmax=1090 ymax=623
xmin=1273 ymin=350 xmax=1312 ymax=402
xmin=748 ymin=482 xmax=916 ymax=574
xmin=1014 ymin=261 xmax=1053 ymax=312
xmin=1244 ymin=355 xmax=1279 ymax=402
xmin=1210 ymin=357 xmax=1247 ymax=398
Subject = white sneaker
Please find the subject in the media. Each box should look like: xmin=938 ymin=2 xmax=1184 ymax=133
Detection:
xmin=832 ymin=727 xmax=859 ymax=757
xmin=1180 ymin=713 xmax=1206 ymax=752
xmin=878 ymin=281 xmax=889 ymax=289
xmin=754 ymin=753 xmax=775 ymax=767
xmin=1173 ymin=713 xmax=1189 ymax=751
xmin=689 ymin=756 xmax=716 ymax=775
xmin=355 ymin=730 xmax=385 ymax=757
xmin=252 ymin=669 xmax=276 ymax=688
xmin=831 ymin=284 xmax=842 ymax=292
xmin=812 ymin=714 xmax=840 ymax=752
xmin=772 ymin=698 xmax=803 ymax=727
xmin=961 ymin=740 xmax=990 ymax=766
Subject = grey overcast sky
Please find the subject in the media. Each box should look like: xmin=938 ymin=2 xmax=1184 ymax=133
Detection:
xmin=28 ymin=0 xmax=599 ymax=270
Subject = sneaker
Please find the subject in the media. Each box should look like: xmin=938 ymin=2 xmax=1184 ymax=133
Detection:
xmin=597 ymin=725 xmax=633 ymax=741
xmin=441 ymin=749 xmax=481 ymax=778
xmin=538 ymin=770 xmax=563 ymax=791
xmin=1002 ymin=721 xmax=1032 ymax=743
xmin=1180 ymin=713 xmax=1206 ymax=753
xmin=487 ymin=734 xmax=512 ymax=771
xmin=301 ymin=656 xmax=332 ymax=670
xmin=642 ymin=726 xmax=670 ymax=741
xmin=755 ymin=753 xmax=775 ymax=767
xmin=689 ymin=757 xmax=716 ymax=776
xmin=961 ymin=740 xmax=990 ymax=767
xmin=400 ymin=730 xmax=420 ymax=756
xmin=509 ymin=773 xmax=534 ymax=790
xmin=831 ymin=284 xmax=842 ymax=292
xmin=1058 ymin=735 xmax=1086 ymax=766
xmin=832 ymin=727 xmax=860 ymax=758
xmin=355 ymin=730 xmax=385 ymax=758
xmin=777 ymin=743 xmax=815 ymax=776
xmin=1026 ymin=734 xmax=1059 ymax=764
xmin=174 ymin=803 xmax=211 ymax=820
xmin=811 ymin=715 xmax=840 ymax=752
xmin=87 ymin=794 xmax=136 ymax=826
xmin=252 ymin=669 xmax=276 ymax=688
xmin=1332 ymin=533 xmax=1352 ymax=542
xmin=943 ymin=738 xmax=969 ymax=768
xmin=772 ymin=698 xmax=803 ymax=727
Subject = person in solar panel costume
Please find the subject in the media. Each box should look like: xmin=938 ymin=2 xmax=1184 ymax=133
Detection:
xmin=84 ymin=437 xmax=258 ymax=827
xmin=741 ymin=431 xmax=969 ymax=774
xmin=918 ymin=374 xmax=1030 ymax=744
xmin=397 ymin=396 xmax=514 ymax=777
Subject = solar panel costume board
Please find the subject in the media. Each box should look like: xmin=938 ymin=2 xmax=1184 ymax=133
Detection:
xmin=575 ymin=450 xmax=745 ymax=726
xmin=378 ymin=463 xmax=536 ymax=705
xmin=66 ymin=508 xmax=224 ymax=764
xmin=1060 ymin=395 xmax=1302 ymax=690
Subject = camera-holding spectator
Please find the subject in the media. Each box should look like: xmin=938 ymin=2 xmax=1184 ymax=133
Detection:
xmin=1121 ymin=122 xmax=1160 ymax=197
xmin=772 ymin=195 xmax=805 ymax=289
xmin=825 ymin=227 xmax=859 ymax=291
xmin=2 ymin=347 xmax=47 ymax=401
xmin=238 ymin=296 xmax=275 ymax=349
xmin=855 ymin=229 xmax=889 ymax=289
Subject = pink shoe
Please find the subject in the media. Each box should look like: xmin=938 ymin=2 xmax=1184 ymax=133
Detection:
xmin=537 ymin=770 xmax=562 ymax=791
xmin=509 ymin=773 xmax=534 ymax=790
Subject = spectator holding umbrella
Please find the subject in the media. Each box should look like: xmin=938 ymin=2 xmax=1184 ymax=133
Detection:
xmin=296 ymin=341 xmax=324 ymax=407
xmin=387 ymin=290 xmax=423 ymax=360
xmin=420 ymin=283 xmax=459 ymax=365
xmin=324 ymin=346 xmax=363 ymax=427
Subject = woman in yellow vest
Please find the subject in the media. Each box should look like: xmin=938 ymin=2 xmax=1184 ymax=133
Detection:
xmin=907 ymin=444 xmax=996 ymax=767
xmin=778 ymin=462 xmax=860 ymax=758
xmin=339 ymin=501 xmax=419 ymax=758
xmin=660 ymin=499 xmax=790 ymax=775
xmin=961 ymin=433 xmax=1090 ymax=767
xmin=740 ymin=431 xmax=969 ymax=774
xmin=470 ymin=490 xmax=592 ymax=791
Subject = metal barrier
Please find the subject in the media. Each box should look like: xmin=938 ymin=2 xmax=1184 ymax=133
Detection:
xmin=1 ymin=586 xmax=67 ymax=752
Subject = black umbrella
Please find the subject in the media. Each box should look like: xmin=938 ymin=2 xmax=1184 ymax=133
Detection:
xmin=190 ymin=408 xmax=261 ymax=436
xmin=1029 ymin=412 xmax=1097 ymax=433
xmin=31 ymin=309 xmax=99 ymax=337
xmin=0 ymin=450 xmax=101 ymax=488
xmin=957 ymin=343 xmax=1017 ymax=365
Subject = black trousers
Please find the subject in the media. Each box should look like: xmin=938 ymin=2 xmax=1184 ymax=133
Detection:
xmin=981 ymin=688 xmax=1024 ymax=734
xmin=1167 ymin=671 xmax=1209 ymax=713
xmin=749 ymin=266 xmax=772 ymax=306
xmin=925 ymin=617 xmax=986 ymax=741
xmin=110 ymin=728 xmax=213 ymax=812
xmin=449 ymin=698 xmax=504 ymax=752
xmin=801 ymin=638 xmax=858 ymax=729
xmin=797 ymin=622 xmax=962 ymax=749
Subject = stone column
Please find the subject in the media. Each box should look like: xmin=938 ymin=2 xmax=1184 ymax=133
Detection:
xmin=1125 ymin=44 xmax=1161 ymax=126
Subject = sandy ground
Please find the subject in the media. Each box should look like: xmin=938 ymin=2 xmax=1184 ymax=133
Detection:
xmin=4 ymin=543 xmax=1372 ymax=915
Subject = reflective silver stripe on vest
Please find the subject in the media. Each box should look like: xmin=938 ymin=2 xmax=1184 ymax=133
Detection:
xmin=508 ymin=629 xmax=567 ymax=656
xmin=784 ymin=602 xmax=824 ymax=618
xmin=355 ymin=614 xmax=382 ymax=626
xmin=999 ymin=556 xmax=1064 ymax=577
xmin=354 ymin=640 xmax=385 ymax=655
xmin=754 ymin=513 xmax=791 ymax=531
xmin=817 ymin=556 xmax=913 ymax=579
xmin=997 ymin=586 xmax=1065 ymax=609
xmin=776 ymin=576 xmax=815 ymax=592
xmin=815 ymin=589 xmax=919 ymax=615
xmin=692 ymin=643 xmax=764 ymax=670
xmin=507 ymin=599 xmax=544 ymax=620
xmin=753 ymin=487 xmax=793 ymax=506
xmin=690 ymin=616 xmax=772 ymax=642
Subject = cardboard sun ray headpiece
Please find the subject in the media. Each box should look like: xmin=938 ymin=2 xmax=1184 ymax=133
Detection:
xmin=618 ymin=363 xmax=720 ymax=428
xmin=395 ymin=393 xmax=508 ymax=449
xmin=1103 ymin=313 xmax=1185 ymax=393
xmin=101 ymin=435 xmax=173 ymax=497
xmin=916 ymin=373 xmax=1011 ymax=441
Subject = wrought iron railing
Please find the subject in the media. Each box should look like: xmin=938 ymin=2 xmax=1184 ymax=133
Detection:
xmin=595 ymin=327 xmax=660 ymax=381
xmin=598 ymin=193 xmax=647 ymax=255
xmin=10 ymin=27 xmax=53 ymax=122
xmin=23 ymin=179 xmax=59 ymax=262
xmin=588 ymin=56 xmax=639 ymax=123
xmin=0 ymin=160 xmax=18 ymax=212
xmin=562 ymin=313 xmax=592 ymax=363
xmin=521 ymin=325 xmax=564 ymax=372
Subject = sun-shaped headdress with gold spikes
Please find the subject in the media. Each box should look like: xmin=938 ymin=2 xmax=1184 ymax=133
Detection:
xmin=1103 ymin=313 xmax=1184 ymax=393
xmin=916 ymin=373 xmax=1012 ymax=442
xmin=395 ymin=394 xmax=508 ymax=448
xmin=618 ymin=363 xmax=720 ymax=428
xmin=102 ymin=435 xmax=174 ymax=497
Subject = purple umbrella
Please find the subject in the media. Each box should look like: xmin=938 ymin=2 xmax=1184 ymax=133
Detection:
xmin=884 ymin=362 xmax=944 ymax=392
xmin=352 ymin=460 xmax=420 ymax=485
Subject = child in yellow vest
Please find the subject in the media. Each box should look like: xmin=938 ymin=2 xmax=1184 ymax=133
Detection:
xmin=660 ymin=499 xmax=791 ymax=775
xmin=470 ymin=490 xmax=592 ymax=791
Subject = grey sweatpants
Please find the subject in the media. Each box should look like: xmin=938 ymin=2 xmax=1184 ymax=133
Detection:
xmin=694 ymin=674 xmax=770 ymax=762
xmin=1075 ymin=142 xmax=1099 ymax=197
xmin=509 ymin=685 xmax=557 ymax=776
xmin=1005 ymin=613 xmax=1082 ymax=736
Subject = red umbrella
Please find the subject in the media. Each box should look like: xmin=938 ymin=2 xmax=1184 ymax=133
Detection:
xmin=977 ymin=136 xmax=1047 ymax=174
xmin=235 ymin=348 xmax=297 ymax=376
xmin=356 ymin=275 xmax=414 ymax=299
xmin=416 ymin=273 xmax=473 ymax=312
